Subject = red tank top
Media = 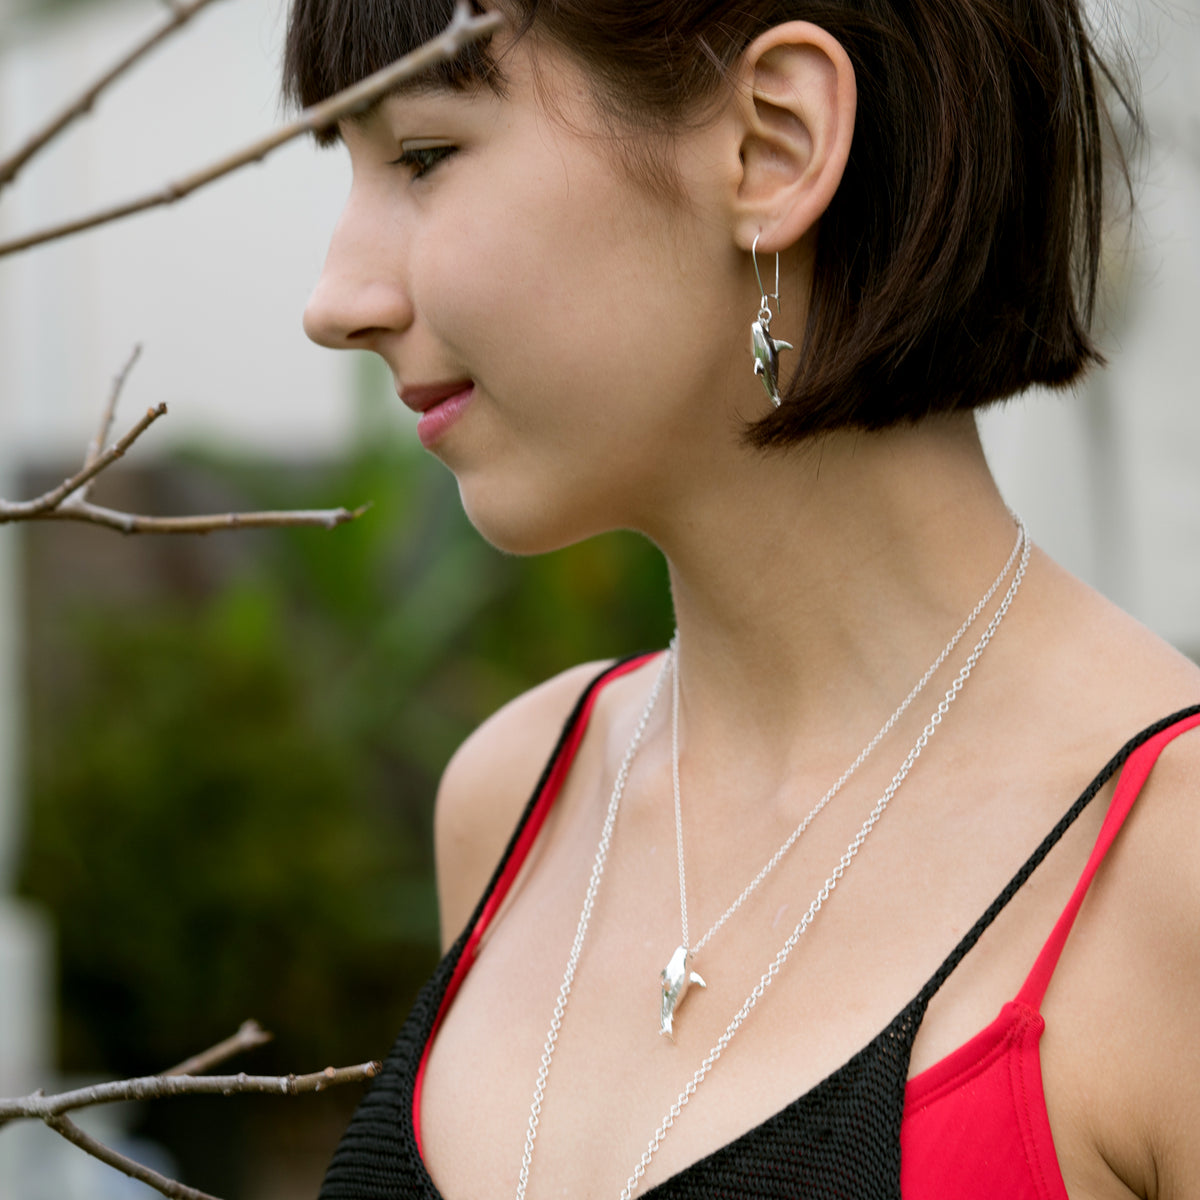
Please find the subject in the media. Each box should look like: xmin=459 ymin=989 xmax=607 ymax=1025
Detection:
xmin=901 ymin=703 xmax=1200 ymax=1195
xmin=318 ymin=654 xmax=1200 ymax=1199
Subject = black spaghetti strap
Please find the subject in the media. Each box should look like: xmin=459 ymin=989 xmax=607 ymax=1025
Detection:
xmin=913 ymin=702 xmax=1200 ymax=1011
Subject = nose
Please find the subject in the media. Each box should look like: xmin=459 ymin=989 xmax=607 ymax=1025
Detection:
xmin=303 ymin=195 xmax=413 ymax=350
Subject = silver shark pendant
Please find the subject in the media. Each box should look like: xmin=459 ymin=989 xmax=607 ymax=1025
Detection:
xmin=751 ymin=315 xmax=793 ymax=408
xmin=659 ymin=944 xmax=706 ymax=1039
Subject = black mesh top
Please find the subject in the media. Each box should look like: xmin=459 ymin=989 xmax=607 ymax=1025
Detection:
xmin=319 ymin=660 xmax=1200 ymax=1200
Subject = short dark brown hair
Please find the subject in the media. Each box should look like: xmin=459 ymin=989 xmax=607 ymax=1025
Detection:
xmin=283 ymin=0 xmax=1136 ymax=445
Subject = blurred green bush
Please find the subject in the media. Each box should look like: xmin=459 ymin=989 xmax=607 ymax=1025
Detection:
xmin=18 ymin=389 xmax=673 ymax=1086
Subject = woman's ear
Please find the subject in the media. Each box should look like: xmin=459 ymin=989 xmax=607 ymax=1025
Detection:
xmin=729 ymin=22 xmax=856 ymax=253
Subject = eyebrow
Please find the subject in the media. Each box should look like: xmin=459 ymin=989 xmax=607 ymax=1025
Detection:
xmin=339 ymin=72 xmax=472 ymax=136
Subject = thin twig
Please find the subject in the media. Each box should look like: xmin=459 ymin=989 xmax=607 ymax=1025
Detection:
xmin=0 ymin=1062 xmax=382 ymax=1121
xmin=0 ymin=0 xmax=226 ymax=192
xmin=0 ymin=2 xmax=505 ymax=259
xmin=44 ymin=1114 xmax=223 ymax=1200
xmin=0 ymin=404 xmax=168 ymax=520
xmin=26 ymin=501 xmax=371 ymax=534
xmin=82 ymin=343 xmax=143 ymax=500
xmin=164 ymin=1019 xmax=272 ymax=1077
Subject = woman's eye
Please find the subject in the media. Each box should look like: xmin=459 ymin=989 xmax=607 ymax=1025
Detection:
xmin=390 ymin=144 xmax=457 ymax=179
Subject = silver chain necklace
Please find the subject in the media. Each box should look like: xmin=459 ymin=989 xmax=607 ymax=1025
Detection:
xmin=515 ymin=519 xmax=1029 ymax=1200
xmin=623 ymin=524 xmax=1030 ymax=1198
xmin=660 ymin=519 xmax=1026 ymax=1038
xmin=515 ymin=649 xmax=673 ymax=1200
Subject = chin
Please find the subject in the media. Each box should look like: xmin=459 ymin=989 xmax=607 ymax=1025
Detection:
xmin=457 ymin=479 xmax=610 ymax=558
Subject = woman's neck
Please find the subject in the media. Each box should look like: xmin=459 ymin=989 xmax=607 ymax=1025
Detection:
xmin=649 ymin=413 xmax=1019 ymax=760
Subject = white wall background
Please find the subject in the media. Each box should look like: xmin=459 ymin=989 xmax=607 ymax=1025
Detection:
xmin=979 ymin=0 xmax=1200 ymax=650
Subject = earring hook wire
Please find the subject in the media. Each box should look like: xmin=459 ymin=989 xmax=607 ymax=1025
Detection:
xmin=752 ymin=233 xmax=781 ymax=315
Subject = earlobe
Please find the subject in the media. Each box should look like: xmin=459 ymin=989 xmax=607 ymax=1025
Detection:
xmin=731 ymin=22 xmax=856 ymax=253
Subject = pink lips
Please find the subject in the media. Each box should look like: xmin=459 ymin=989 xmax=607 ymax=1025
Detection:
xmin=400 ymin=381 xmax=475 ymax=448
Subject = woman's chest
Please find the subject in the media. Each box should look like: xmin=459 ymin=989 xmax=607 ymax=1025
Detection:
xmin=415 ymin=721 xmax=1155 ymax=1200
xmin=414 ymin=852 xmax=1105 ymax=1197
xmin=417 ymin=918 xmax=1144 ymax=1200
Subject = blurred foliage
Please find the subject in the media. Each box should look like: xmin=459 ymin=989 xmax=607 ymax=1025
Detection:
xmin=18 ymin=383 xmax=673 ymax=1088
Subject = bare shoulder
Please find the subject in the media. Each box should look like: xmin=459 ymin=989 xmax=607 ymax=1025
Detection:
xmin=1117 ymin=703 xmax=1200 ymax=997
xmin=1079 ymin=673 xmax=1200 ymax=1196
xmin=1065 ymin=584 xmax=1200 ymax=982
xmin=1009 ymin=567 xmax=1200 ymax=1194
xmin=433 ymin=659 xmax=616 ymax=951
xmin=1118 ymin=704 xmax=1200 ymax=954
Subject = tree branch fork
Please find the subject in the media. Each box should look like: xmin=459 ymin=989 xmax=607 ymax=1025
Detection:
xmin=0 ymin=344 xmax=369 ymax=534
xmin=0 ymin=1020 xmax=381 ymax=1200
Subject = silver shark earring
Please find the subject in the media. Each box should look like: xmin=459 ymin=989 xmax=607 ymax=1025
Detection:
xmin=750 ymin=234 xmax=793 ymax=408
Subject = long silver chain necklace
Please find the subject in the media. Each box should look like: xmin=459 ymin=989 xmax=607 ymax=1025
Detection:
xmin=660 ymin=519 xmax=1026 ymax=1038
xmin=515 ymin=649 xmax=673 ymax=1200
xmin=515 ymin=519 xmax=1029 ymax=1200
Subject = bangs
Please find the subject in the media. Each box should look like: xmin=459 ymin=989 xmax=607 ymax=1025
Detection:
xmin=283 ymin=0 xmax=502 ymax=142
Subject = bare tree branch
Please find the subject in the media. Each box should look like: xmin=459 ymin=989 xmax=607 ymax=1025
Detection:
xmin=0 ymin=1061 xmax=381 ymax=1123
xmin=44 ymin=1114 xmax=224 ymax=1200
xmin=0 ymin=0 xmax=227 ymax=193
xmin=0 ymin=350 xmax=369 ymax=534
xmin=0 ymin=1023 xmax=381 ymax=1200
xmin=0 ymin=1 xmax=505 ymax=259
xmin=164 ymin=1019 xmax=272 ymax=1077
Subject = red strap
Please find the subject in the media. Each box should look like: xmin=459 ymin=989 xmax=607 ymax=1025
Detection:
xmin=413 ymin=652 xmax=660 ymax=1156
xmin=1016 ymin=712 xmax=1200 ymax=1011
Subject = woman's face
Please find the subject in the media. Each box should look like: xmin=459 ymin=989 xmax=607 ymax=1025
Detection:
xmin=303 ymin=38 xmax=768 ymax=553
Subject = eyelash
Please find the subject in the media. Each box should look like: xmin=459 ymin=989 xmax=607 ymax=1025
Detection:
xmin=390 ymin=145 xmax=457 ymax=179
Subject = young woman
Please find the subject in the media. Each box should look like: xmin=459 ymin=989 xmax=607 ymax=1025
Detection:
xmin=285 ymin=1 xmax=1200 ymax=1196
